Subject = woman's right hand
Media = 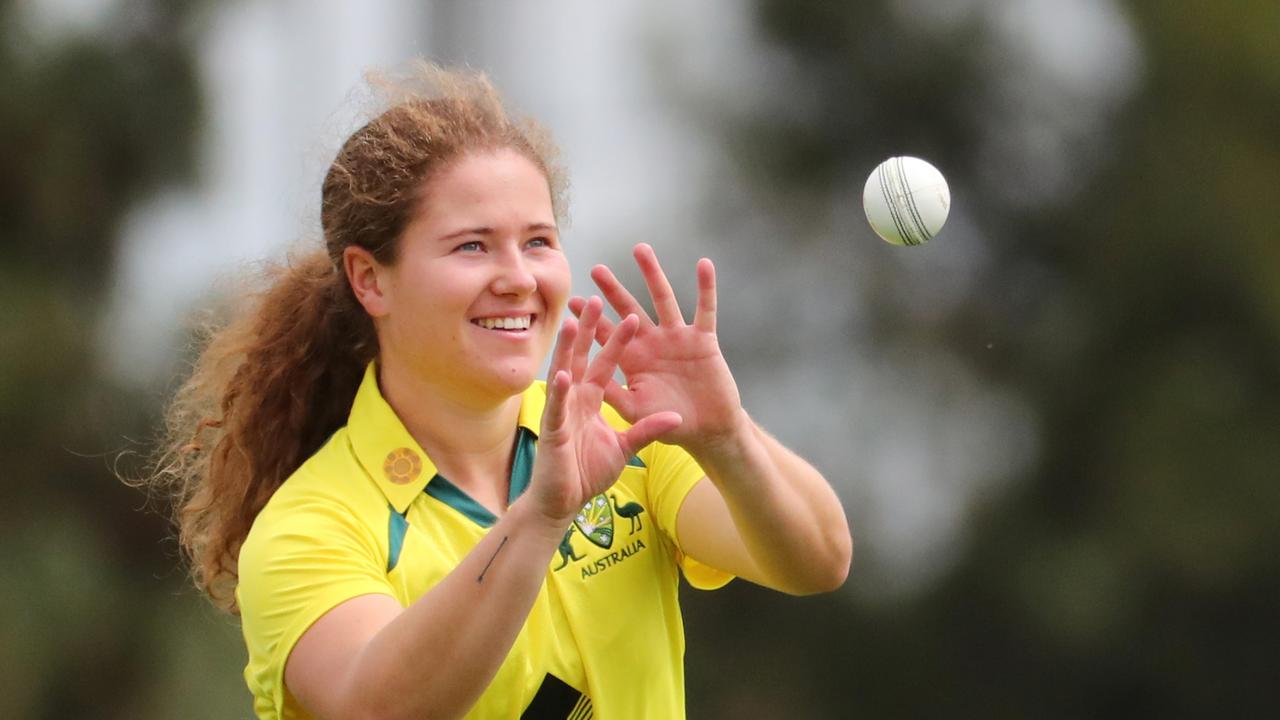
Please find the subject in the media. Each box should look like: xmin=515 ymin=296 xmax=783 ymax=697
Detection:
xmin=528 ymin=296 xmax=683 ymax=526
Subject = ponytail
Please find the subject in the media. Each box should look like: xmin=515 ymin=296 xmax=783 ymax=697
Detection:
xmin=147 ymin=250 xmax=373 ymax=612
xmin=140 ymin=62 xmax=565 ymax=612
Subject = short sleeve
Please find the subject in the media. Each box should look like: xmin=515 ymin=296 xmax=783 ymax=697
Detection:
xmin=640 ymin=440 xmax=735 ymax=590
xmin=237 ymin=498 xmax=396 ymax=715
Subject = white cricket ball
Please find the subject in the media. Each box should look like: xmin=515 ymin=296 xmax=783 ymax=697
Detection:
xmin=863 ymin=156 xmax=951 ymax=246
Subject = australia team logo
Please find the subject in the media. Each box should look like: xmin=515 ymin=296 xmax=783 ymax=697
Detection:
xmin=554 ymin=493 xmax=648 ymax=577
xmin=574 ymin=495 xmax=614 ymax=548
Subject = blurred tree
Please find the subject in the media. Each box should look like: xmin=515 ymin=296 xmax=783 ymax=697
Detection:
xmin=0 ymin=1 xmax=246 ymax=717
xmin=679 ymin=1 xmax=1280 ymax=717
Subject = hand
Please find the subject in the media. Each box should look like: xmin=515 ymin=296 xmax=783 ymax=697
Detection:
xmin=567 ymin=243 xmax=745 ymax=454
xmin=529 ymin=297 xmax=683 ymax=525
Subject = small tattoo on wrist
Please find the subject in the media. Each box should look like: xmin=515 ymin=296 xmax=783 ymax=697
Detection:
xmin=478 ymin=536 xmax=509 ymax=583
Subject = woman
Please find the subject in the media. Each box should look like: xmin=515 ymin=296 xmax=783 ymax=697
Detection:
xmin=150 ymin=65 xmax=850 ymax=719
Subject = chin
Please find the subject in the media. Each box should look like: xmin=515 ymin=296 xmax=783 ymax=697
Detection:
xmin=476 ymin=362 xmax=541 ymax=397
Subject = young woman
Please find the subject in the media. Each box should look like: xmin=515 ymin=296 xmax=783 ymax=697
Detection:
xmin=149 ymin=65 xmax=851 ymax=719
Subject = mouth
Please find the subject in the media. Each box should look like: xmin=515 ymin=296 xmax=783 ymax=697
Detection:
xmin=470 ymin=314 xmax=535 ymax=332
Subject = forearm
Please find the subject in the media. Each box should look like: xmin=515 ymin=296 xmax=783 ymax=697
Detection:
xmin=689 ymin=412 xmax=852 ymax=595
xmin=341 ymin=499 xmax=564 ymax=720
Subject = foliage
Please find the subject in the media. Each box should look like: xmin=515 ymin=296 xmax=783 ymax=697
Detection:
xmin=0 ymin=1 xmax=248 ymax=717
xmin=681 ymin=1 xmax=1280 ymax=716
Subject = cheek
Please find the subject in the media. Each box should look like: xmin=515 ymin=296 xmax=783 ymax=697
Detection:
xmin=538 ymin=256 xmax=572 ymax=307
xmin=402 ymin=268 xmax=470 ymax=310
xmin=392 ymin=278 xmax=467 ymax=338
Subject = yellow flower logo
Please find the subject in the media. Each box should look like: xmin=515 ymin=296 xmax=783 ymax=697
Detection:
xmin=383 ymin=448 xmax=422 ymax=485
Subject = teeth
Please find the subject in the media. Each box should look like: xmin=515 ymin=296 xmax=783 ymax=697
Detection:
xmin=474 ymin=315 xmax=532 ymax=331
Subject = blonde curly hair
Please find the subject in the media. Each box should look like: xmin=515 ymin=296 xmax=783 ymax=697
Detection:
xmin=140 ymin=63 xmax=566 ymax=612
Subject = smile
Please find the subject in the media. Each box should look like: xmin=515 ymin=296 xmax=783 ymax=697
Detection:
xmin=470 ymin=314 xmax=534 ymax=331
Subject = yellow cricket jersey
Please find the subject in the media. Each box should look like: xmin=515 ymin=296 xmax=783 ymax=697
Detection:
xmin=236 ymin=362 xmax=733 ymax=719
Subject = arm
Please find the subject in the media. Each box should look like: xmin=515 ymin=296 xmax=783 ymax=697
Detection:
xmin=569 ymin=244 xmax=851 ymax=596
xmin=282 ymin=307 xmax=681 ymax=720
xmin=676 ymin=413 xmax=851 ymax=596
xmin=285 ymin=499 xmax=566 ymax=720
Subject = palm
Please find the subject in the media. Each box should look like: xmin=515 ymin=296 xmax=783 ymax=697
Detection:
xmin=529 ymin=304 xmax=682 ymax=523
xmin=540 ymin=386 xmax=634 ymax=506
xmin=569 ymin=244 xmax=745 ymax=450
xmin=611 ymin=322 xmax=740 ymax=446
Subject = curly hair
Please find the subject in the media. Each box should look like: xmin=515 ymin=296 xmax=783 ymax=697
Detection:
xmin=140 ymin=63 xmax=567 ymax=612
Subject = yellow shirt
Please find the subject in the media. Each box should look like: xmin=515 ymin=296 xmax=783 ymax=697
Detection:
xmin=237 ymin=363 xmax=732 ymax=718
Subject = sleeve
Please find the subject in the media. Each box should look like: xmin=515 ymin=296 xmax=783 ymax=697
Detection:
xmin=236 ymin=498 xmax=397 ymax=714
xmin=641 ymin=440 xmax=735 ymax=590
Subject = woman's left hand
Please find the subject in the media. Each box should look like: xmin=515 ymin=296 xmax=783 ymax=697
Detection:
xmin=567 ymin=243 xmax=745 ymax=454
xmin=574 ymin=244 xmax=853 ymax=596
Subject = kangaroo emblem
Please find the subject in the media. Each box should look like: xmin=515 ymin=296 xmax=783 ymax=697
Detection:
xmin=554 ymin=527 xmax=584 ymax=571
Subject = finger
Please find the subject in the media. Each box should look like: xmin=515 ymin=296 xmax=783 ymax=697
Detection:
xmin=572 ymin=297 xmax=603 ymax=380
xmin=584 ymin=314 xmax=638 ymax=386
xmin=568 ymin=295 xmax=617 ymax=346
xmin=634 ymin=243 xmax=685 ymax=326
xmin=547 ymin=316 xmax=578 ymax=383
xmin=617 ymin=411 xmax=683 ymax=457
xmin=590 ymin=264 xmax=654 ymax=327
xmin=693 ymin=257 xmax=717 ymax=333
xmin=601 ymin=378 xmax=635 ymax=420
xmin=542 ymin=370 xmax=572 ymax=432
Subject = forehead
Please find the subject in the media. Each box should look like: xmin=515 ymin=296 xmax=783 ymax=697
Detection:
xmin=412 ymin=149 xmax=555 ymax=228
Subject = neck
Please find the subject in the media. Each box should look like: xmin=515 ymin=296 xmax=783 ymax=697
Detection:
xmin=377 ymin=354 xmax=523 ymax=502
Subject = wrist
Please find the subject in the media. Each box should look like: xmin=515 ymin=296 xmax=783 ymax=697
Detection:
xmin=684 ymin=407 xmax=754 ymax=467
xmin=507 ymin=495 xmax=574 ymax=547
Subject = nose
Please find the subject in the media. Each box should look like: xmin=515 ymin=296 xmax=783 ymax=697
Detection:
xmin=490 ymin=245 xmax=537 ymax=297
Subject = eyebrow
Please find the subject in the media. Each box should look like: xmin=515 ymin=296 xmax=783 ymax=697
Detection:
xmin=438 ymin=223 xmax=558 ymax=242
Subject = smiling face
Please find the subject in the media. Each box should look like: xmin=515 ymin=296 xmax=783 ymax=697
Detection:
xmin=369 ymin=148 xmax=570 ymax=405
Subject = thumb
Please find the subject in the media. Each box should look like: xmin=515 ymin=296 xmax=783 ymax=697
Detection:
xmin=617 ymin=411 xmax=682 ymax=457
xmin=602 ymin=379 xmax=635 ymax=420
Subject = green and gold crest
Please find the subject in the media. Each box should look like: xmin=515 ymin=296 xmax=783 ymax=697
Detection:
xmin=573 ymin=494 xmax=614 ymax=549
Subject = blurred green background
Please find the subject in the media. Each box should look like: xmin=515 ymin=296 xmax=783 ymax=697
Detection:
xmin=3 ymin=1 xmax=1277 ymax=717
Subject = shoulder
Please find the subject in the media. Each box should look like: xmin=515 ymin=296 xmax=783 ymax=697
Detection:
xmin=241 ymin=428 xmax=385 ymax=565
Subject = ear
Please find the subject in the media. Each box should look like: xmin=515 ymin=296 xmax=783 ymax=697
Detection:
xmin=343 ymin=245 xmax=392 ymax=318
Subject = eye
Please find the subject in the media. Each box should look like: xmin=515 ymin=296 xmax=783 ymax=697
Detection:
xmin=527 ymin=236 xmax=553 ymax=249
xmin=455 ymin=240 xmax=484 ymax=253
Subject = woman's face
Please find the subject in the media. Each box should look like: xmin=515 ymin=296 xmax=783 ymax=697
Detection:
xmin=376 ymin=148 xmax=570 ymax=404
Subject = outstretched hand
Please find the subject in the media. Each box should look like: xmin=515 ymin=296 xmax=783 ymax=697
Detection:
xmin=566 ymin=243 xmax=745 ymax=455
xmin=530 ymin=297 xmax=683 ymax=525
